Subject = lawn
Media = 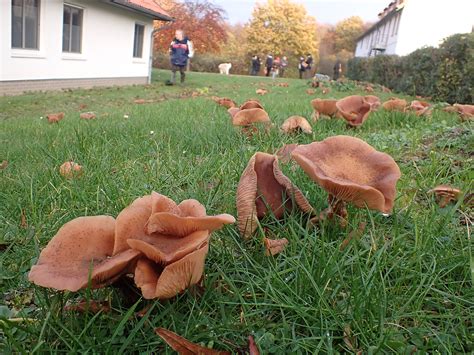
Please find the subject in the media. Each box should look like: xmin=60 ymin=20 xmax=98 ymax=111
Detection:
xmin=0 ymin=69 xmax=473 ymax=353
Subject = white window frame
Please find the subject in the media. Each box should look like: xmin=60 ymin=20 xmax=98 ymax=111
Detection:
xmin=62 ymin=3 xmax=84 ymax=54
xmin=133 ymin=22 xmax=145 ymax=59
xmin=11 ymin=0 xmax=41 ymax=50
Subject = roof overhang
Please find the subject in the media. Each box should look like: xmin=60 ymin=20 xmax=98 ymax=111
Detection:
xmin=106 ymin=0 xmax=174 ymax=21
xmin=356 ymin=2 xmax=406 ymax=42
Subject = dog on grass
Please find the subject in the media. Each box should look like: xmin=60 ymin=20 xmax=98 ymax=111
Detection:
xmin=218 ymin=63 xmax=232 ymax=75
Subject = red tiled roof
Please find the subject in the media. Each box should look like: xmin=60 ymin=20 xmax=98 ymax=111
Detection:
xmin=127 ymin=0 xmax=171 ymax=18
xmin=108 ymin=0 xmax=173 ymax=21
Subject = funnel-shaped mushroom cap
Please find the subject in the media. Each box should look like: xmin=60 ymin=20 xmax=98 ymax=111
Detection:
xmin=240 ymin=100 xmax=263 ymax=110
xmin=382 ymin=98 xmax=407 ymax=112
xmin=336 ymin=95 xmax=371 ymax=126
xmin=256 ymin=89 xmax=268 ymax=95
xmin=113 ymin=205 xmax=152 ymax=255
xmin=311 ymin=99 xmax=338 ymax=114
xmin=453 ymin=104 xmax=474 ymax=120
xmin=80 ymin=112 xmax=96 ymax=120
xmin=264 ymin=237 xmax=289 ymax=256
xmin=215 ymin=97 xmax=236 ymax=109
xmin=236 ymin=152 xmax=313 ymax=238
xmin=281 ymin=116 xmax=312 ymax=134
xmin=47 ymin=112 xmax=65 ymax=123
xmin=409 ymin=100 xmax=431 ymax=116
xmin=364 ymin=95 xmax=381 ymax=110
xmin=232 ymin=108 xmax=270 ymax=126
xmin=227 ymin=107 xmax=240 ymax=119
xmin=292 ymin=136 xmax=401 ymax=213
xmin=134 ymin=244 xmax=208 ymax=299
xmin=29 ymin=216 xmax=141 ymax=291
xmin=428 ymin=185 xmax=461 ymax=197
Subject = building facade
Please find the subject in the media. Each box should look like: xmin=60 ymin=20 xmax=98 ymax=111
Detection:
xmin=355 ymin=0 xmax=473 ymax=58
xmin=1 ymin=0 xmax=171 ymax=95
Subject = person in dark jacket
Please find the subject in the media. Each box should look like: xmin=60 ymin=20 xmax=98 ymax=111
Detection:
xmin=298 ymin=56 xmax=306 ymax=79
xmin=169 ymin=30 xmax=194 ymax=85
xmin=333 ymin=60 xmax=342 ymax=80
xmin=265 ymin=54 xmax=273 ymax=77
xmin=251 ymin=55 xmax=261 ymax=76
xmin=305 ymin=53 xmax=313 ymax=78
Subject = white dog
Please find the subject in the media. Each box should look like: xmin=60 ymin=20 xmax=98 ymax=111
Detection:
xmin=218 ymin=63 xmax=232 ymax=75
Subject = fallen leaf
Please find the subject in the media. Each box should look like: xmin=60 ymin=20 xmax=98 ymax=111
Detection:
xmin=80 ymin=112 xmax=96 ymax=120
xmin=306 ymin=89 xmax=315 ymax=95
xmin=155 ymin=328 xmax=230 ymax=355
xmin=256 ymin=89 xmax=268 ymax=95
xmin=63 ymin=300 xmax=110 ymax=314
xmin=248 ymin=335 xmax=260 ymax=355
xmin=263 ymin=237 xmax=289 ymax=256
xmin=0 ymin=160 xmax=8 ymax=170
xmin=20 ymin=209 xmax=28 ymax=228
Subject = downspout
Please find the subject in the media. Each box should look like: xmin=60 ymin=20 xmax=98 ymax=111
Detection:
xmin=148 ymin=22 xmax=174 ymax=84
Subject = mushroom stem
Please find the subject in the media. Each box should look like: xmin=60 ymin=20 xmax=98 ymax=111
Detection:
xmin=310 ymin=195 xmax=348 ymax=227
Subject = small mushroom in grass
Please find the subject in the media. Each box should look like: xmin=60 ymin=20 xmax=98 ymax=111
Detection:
xmin=281 ymin=116 xmax=312 ymax=134
xmin=428 ymin=185 xmax=462 ymax=208
xmin=364 ymin=95 xmax=381 ymax=111
xmin=59 ymin=161 xmax=83 ymax=178
xmin=227 ymin=107 xmax=240 ymax=119
xmin=47 ymin=112 xmax=65 ymax=123
xmin=80 ymin=112 xmax=96 ymax=120
xmin=322 ymin=88 xmax=331 ymax=95
xmin=310 ymin=98 xmax=339 ymax=121
xmin=263 ymin=237 xmax=289 ymax=256
xmin=277 ymin=82 xmax=289 ymax=87
xmin=275 ymin=143 xmax=298 ymax=163
xmin=382 ymin=98 xmax=407 ymax=112
xmin=28 ymin=216 xmax=142 ymax=291
xmin=291 ymin=136 xmax=401 ymax=226
xmin=306 ymin=89 xmax=316 ymax=95
xmin=29 ymin=192 xmax=235 ymax=300
xmin=232 ymin=108 xmax=271 ymax=136
xmin=256 ymin=88 xmax=268 ymax=95
xmin=213 ymin=97 xmax=237 ymax=109
xmin=442 ymin=105 xmax=458 ymax=113
xmin=409 ymin=100 xmax=432 ymax=116
xmin=236 ymin=152 xmax=313 ymax=238
xmin=336 ymin=95 xmax=371 ymax=127
xmin=453 ymin=104 xmax=474 ymax=121
xmin=240 ymin=100 xmax=264 ymax=110
xmin=0 ymin=160 xmax=8 ymax=170
xmin=365 ymin=85 xmax=374 ymax=93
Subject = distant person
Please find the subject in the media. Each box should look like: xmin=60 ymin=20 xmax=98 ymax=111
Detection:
xmin=168 ymin=29 xmax=194 ymax=85
xmin=298 ymin=56 xmax=307 ymax=79
xmin=333 ymin=61 xmax=342 ymax=80
xmin=265 ymin=54 xmax=273 ymax=77
xmin=272 ymin=56 xmax=281 ymax=79
xmin=280 ymin=56 xmax=288 ymax=77
xmin=305 ymin=53 xmax=313 ymax=78
xmin=251 ymin=55 xmax=261 ymax=76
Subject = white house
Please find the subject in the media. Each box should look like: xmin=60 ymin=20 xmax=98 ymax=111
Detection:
xmin=354 ymin=0 xmax=474 ymax=58
xmin=0 ymin=0 xmax=172 ymax=95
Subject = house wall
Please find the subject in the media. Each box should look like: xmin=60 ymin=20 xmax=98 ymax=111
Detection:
xmin=0 ymin=0 xmax=155 ymax=93
xmin=355 ymin=0 xmax=474 ymax=58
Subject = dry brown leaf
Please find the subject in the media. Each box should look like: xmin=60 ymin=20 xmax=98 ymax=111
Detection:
xmin=0 ymin=160 xmax=8 ymax=170
xmin=248 ymin=335 xmax=260 ymax=355
xmin=20 ymin=209 xmax=28 ymax=229
xmin=263 ymin=237 xmax=289 ymax=256
xmin=155 ymin=328 xmax=230 ymax=355
xmin=63 ymin=300 xmax=111 ymax=314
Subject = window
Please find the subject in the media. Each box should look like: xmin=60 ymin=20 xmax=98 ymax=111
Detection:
xmin=63 ymin=4 xmax=83 ymax=53
xmin=11 ymin=0 xmax=40 ymax=49
xmin=133 ymin=24 xmax=144 ymax=58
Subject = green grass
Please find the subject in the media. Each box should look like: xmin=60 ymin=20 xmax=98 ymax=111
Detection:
xmin=1 ymin=69 xmax=473 ymax=353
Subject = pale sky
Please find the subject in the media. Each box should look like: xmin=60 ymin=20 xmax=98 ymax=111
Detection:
xmin=213 ymin=0 xmax=385 ymax=25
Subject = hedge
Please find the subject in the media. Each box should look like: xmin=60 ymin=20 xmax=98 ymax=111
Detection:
xmin=347 ymin=33 xmax=474 ymax=104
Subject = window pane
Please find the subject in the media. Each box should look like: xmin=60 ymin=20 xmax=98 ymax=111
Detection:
xmin=12 ymin=0 xmax=23 ymax=48
xmin=70 ymin=8 xmax=82 ymax=53
xmin=24 ymin=0 xmax=39 ymax=49
xmin=62 ymin=6 xmax=71 ymax=51
xmin=133 ymin=24 xmax=144 ymax=58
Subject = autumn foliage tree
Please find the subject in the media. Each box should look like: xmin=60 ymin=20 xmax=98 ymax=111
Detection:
xmin=246 ymin=0 xmax=318 ymax=59
xmin=333 ymin=16 xmax=365 ymax=53
xmin=154 ymin=0 xmax=227 ymax=54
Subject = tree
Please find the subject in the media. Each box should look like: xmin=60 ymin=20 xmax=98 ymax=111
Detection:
xmin=333 ymin=16 xmax=365 ymax=53
xmin=245 ymin=0 xmax=318 ymax=59
xmin=154 ymin=0 xmax=228 ymax=54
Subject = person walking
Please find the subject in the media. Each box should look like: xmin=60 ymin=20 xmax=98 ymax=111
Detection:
xmin=280 ymin=56 xmax=288 ymax=77
xmin=272 ymin=56 xmax=281 ymax=79
xmin=169 ymin=29 xmax=194 ymax=85
xmin=251 ymin=55 xmax=261 ymax=76
xmin=298 ymin=56 xmax=306 ymax=79
xmin=333 ymin=60 xmax=342 ymax=80
xmin=265 ymin=54 xmax=273 ymax=77
xmin=305 ymin=53 xmax=313 ymax=79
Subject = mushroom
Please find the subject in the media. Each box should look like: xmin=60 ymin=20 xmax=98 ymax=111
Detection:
xmin=80 ymin=112 xmax=96 ymax=120
xmin=382 ymin=98 xmax=407 ymax=112
xmin=291 ymin=136 xmax=401 ymax=226
xmin=281 ymin=116 xmax=312 ymax=134
xmin=263 ymin=237 xmax=289 ymax=256
xmin=47 ymin=112 xmax=65 ymax=123
xmin=232 ymin=108 xmax=271 ymax=136
xmin=256 ymin=88 xmax=268 ymax=95
xmin=453 ymin=104 xmax=474 ymax=121
xmin=365 ymin=85 xmax=374 ymax=93
xmin=306 ymin=89 xmax=316 ymax=95
xmin=236 ymin=152 xmax=313 ymax=238
xmin=310 ymin=98 xmax=339 ymax=121
xmin=59 ymin=161 xmax=83 ymax=178
xmin=213 ymin=97 xmax=236 ymax=109
xmin=28 ymin=216 xmax=141 ymax=291
xmin=364 ymin=95 xmax=381 ymax=111
xmin=336 ymin=95 xmax=372 ymax=127
xmin=277 ymin=82 xmax=289 ymax=87
xmin=409 ymin=100 xmax=431 ymax=116
xmin=240 ymin=100 xmax=264 ymax=110
xmin=227 ymin=107 xmax=240 ymax=119
xmin=428 ymin=185 xmax=462 ymax=208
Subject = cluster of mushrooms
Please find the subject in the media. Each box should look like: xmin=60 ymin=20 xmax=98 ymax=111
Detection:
xmin=29 ymin=192 xmax=235 ymax=299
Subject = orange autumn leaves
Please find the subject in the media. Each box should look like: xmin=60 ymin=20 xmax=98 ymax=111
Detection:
xmin=29 ymin=192 xmax=235 ymax=299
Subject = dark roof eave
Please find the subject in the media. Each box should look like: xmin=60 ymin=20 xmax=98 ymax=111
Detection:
xmin=107 ymin=0 xmax=174 ymax=21
xmin=356 ymin=8 xmax=401 ymax=42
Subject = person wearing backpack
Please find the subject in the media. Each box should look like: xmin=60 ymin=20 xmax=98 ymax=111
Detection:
xmin=169 ymin=30 xmax=194 ymax=85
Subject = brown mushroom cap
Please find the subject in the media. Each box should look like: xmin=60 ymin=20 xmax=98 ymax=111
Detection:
xmin=28 ymin=216 xmax=141 ymax=291
xmin=113 ymin=204 xmax=151 ymax=255
xmin=232 ymin=108 xmax=270 ymax=126
xmin=216 ymin=97 xmax=237 ymax=109
xmin=59 ymin=161 xmax=83 ymax=178
xmin=428 ymin=185 xmax=462 ymax=198
xmin=134 ymin=244 xmax=208 ymax=299
xmin=240 ymin=100 xmax=263 ymax=110
xmin=281 ymin=116 xmax=312 ymax=134
xmin=382 ymin=98 xmax=407 ymax=112
xmin=80 ymin=112 xmax=96 ymax=120
xmin=236 ymin=152 xmax=313 ymax=238
xmin=336 ymin=95 xmax=371 ymax=126
xmin=227 ymin=107 xmax=240 ymax=119
xmin=453 ymin=104 xmax=474 ymax=120
xmin=364 ymin=95 xmax=381 ymax=110
xmin=256 ymin=89 xmax=268 ymax=95
xmin=264 ymin=237 xmax=289 ymax=256
xmin=47 ymin=112 xmax=65 ymax=123
xmin=409 ymin=100 xmax=431 ymax=116
xmin=291 ymin=136 xmax=401 ymax=213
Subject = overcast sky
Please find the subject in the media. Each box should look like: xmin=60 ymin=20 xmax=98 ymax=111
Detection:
xmin=212 ymin=0 xmax=384 ymax=25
